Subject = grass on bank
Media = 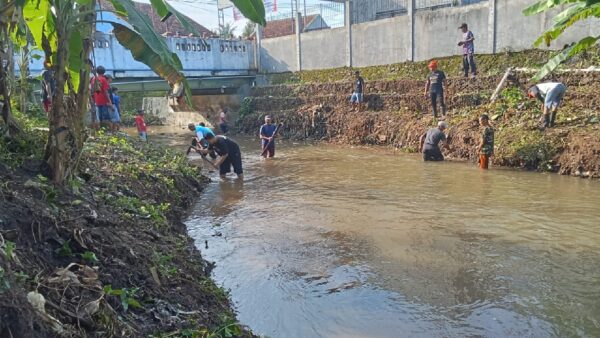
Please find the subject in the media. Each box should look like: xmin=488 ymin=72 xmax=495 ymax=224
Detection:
xmin=267 ymin=48 xmax=600 ymax=85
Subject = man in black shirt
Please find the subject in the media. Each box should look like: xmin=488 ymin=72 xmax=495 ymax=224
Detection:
xmin=350 ymin=71 xmax=365 ymax=112
xmin=424 ymin=60 xmax=447 ymax=118
xmin=199 ymin=134 xmax=243 ymax=180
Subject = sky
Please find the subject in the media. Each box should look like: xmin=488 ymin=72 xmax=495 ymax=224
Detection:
xmin=134 ymin=0 xmax=344 ymax=33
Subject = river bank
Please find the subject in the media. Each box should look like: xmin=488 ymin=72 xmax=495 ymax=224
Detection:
xmin=239 ymin=51 xmax=600 ymax=178
xmin=0 ymin=114 xmax=250 ymax=337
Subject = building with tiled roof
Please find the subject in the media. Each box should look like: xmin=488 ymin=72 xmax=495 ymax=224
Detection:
xmin=258 ymin=14 xmax=329 ymax=39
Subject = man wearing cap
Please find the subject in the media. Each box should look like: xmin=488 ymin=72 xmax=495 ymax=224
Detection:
xmin=424 ymin=60 xmax=447 ymax=118
xmin=350 ymin=71 xmax=365 ymax=112
xmin=419 ymin=121 xmax=452 ymax=161
xmin=527 ymin=82 xmax=566 ymax=128
xmin=90 ymin=66 xmax=113 ymax=130
xmin=260 ymin=115 xmax=278 ymax=158
xmin=458 ymin=23 xmax=476 ymax=78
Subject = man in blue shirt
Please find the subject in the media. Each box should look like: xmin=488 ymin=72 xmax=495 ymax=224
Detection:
xmin=260 ymin=115 xmax=278 ymax=158
xmin=188 ymin=122 xmax=215 ymax=151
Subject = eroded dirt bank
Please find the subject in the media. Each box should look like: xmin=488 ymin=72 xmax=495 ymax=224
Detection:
xmin=0 ymin=129 xmax=250 ymax=337
xmin=240 ymin=56 xmax=600 ymax=178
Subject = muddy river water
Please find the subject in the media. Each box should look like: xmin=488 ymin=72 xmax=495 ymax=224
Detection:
xmin=148 ymin=128 xmax=600 ymax=338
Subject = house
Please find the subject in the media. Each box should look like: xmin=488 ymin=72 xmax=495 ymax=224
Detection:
xmin=97 ymin=0 xmax=215 ymax=37
xmin=256 ymin=14 xmax=330 ymax=39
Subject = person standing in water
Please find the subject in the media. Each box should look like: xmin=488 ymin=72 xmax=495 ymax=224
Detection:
xmin=134 ymin=109 xmax=147 ymax=141
xmin=476 ymin=114 xmax=494 ymax=170
xmin=219 ymin=108 xmax=229 ymax=134
xmin=424 ymin=60 xmax=447 ymax=118
xmin=419 ymin=121 xmax=452 ymax=161
xmin=199 ymin=134 xmax=243 ymax=180
xmin=260 ymin=115 xmax=278 ymax=158
xmin=188 ymin=122 xmax=215 ymax=151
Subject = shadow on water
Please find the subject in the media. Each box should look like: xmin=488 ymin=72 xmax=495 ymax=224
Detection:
xmin=173 ymin=132 xmax=600 ymax=338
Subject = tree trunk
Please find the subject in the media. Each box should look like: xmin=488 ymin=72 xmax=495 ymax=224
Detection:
xmin=43 ymin=4 xmax=75 ymax=184
xmin=43 ymin=0 xmax=94 ymax=185
xmin=0 ymin=43 xmax=21 ymax=136
xmin=19 ymin=45 xmax=29 ymax=113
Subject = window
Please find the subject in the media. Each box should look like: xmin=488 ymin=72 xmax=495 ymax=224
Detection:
xmin=207 ymin=45 xmax=211 ymax=52
xmin=176 ymin=43 xmax=180 ymax=50
xmin=104 ymin=42 xmax=109 ymax=48
xmin=192 ymin=44 xmax=196 ymax=51
xmin=187 ymin=44 xmax=191 ymax=50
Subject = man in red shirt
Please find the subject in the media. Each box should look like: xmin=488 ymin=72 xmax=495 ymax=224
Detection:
xmin=90 ymin=66 xmax=114 ymax=130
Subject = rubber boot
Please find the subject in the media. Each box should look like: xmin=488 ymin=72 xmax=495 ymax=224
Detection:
xmin=549 ymin=111 xmax=557 ymax=127
xmin=541 ymin=114 xmax=550 ymax=129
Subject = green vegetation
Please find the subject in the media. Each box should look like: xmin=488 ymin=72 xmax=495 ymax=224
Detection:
xmin=103 ymin=285 xmax=142 ymax=312
xmin=523 ymin=0 xmax=600 ymax=80
xmin=266 ymin=48 xmax=600 ymax=85
xmin=237 ymin=97 xmax=256 ymax=123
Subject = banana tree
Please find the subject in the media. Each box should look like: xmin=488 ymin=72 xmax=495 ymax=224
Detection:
xmin=12 ymin=0 xmax=266 ymax=184
xmin=523 ymin=0 xmax=600 ymax=81
xmin=0 ymin=0 xmax=22 ymax=136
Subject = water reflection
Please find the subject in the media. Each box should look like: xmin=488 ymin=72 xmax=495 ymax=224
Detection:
xmin=183 ymin=135 xmax=600 ymax=338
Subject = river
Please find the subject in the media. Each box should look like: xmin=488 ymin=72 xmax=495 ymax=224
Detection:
xmin=157 ymin=129 xmax=600 ymax=338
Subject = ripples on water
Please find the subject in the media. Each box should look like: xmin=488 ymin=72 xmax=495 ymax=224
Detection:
xmin=182 ymin=135 xmax=600 ymax=338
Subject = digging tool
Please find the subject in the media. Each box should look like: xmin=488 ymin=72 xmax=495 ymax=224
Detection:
xmin=186 ymin=144 xmax=219 ymax=170
xmin=260 ymin=123 xmax=283 ymax=157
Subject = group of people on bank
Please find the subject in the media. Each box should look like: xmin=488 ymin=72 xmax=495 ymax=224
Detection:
xmin=347 ymin=22 xmax=567 ymax=169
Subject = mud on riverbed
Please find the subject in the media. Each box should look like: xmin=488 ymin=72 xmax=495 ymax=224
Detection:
xmin=240 ymin=69 xmax=600 ymax=178
xmin=0 ymin=132 xmax=250 ymax=337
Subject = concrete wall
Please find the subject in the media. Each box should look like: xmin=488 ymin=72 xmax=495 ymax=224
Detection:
xmin=302 ymin=28 xmax=348 ymax=70
xmin=414 ymin=3 xmax=489 ymax=60
xmin=259 ymin=0 xmax=600 ymax=72
xmin=260 ymin=35 xmax=297 ymax=73
xmin=352 ymin=15 xmax=411 ymax=67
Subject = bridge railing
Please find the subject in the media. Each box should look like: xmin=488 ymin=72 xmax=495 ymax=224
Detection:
xmin=15 ymin=33 xmax=257 ymax=79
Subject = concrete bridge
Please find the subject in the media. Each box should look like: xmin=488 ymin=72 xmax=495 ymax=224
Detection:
xmin=18 ymin=32 xmax=259 ymax=93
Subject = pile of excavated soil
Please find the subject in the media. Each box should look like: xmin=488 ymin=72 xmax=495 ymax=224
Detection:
xmin=0 ymin=134 xmax=251 ymax=337
xmin=240 ymin=71 xmax=600 ymax=178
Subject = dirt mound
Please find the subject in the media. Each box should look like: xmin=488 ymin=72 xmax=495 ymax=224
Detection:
xmin=0 ymin=134 xmax=251 ymax=337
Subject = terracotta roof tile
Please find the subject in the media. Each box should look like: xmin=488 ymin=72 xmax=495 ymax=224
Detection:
xmin=262 ymin=15 xmax=319 ymax=39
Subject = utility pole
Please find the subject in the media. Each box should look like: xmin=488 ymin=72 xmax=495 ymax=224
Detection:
xmin=295 ymin=10 xmax=302 ymax=71
xmin=345 ymin=0 xmax=352 ymax=67
xmin=255 ymin=23 xmax=263 ymax=72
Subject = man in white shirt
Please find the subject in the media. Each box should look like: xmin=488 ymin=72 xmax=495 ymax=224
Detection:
xmin=528 ymin=82 xmax=566 ymax=128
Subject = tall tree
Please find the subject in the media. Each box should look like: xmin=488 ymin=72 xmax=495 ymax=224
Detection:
xmin=523 ymin=0 xmax=600 ymax=80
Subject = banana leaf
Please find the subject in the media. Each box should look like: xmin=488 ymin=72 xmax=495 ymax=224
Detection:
xmin=111 ymin=22 xmax=192 ymax=104
xmin=231 ymin=0 xmax=267 ymax=26
xmin=533 ymin=36 xmax=599 ymax=81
